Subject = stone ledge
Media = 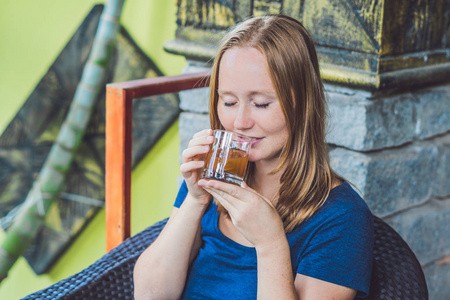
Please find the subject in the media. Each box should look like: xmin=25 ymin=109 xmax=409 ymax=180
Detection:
xmin=178 ymin=62 xmax=449 ymax=153
xmin=423 ymin=260 xmax=450 ymax=300
xmin=384 ymin=198 xmax=450 ymax=266
xmin=415 ymin=85 xmax=450 ymax=140
xmin=178 ymin=112 xmax=210 ymax=162
xmin=330 ymin=134 xmax=449 ymax=216
xmin=326 ymin=84 xmax=450 ymax=151
xmin=179 ymin=64 xmax=211 ymax=114
xmin=179 ymin=87 xmax=210 ymax=113
xmin=178 ymin=114 xmax=449 ymax=217
xmin=434 ymin=134 xmax=450 ymax=198
xmin=327 ymin=89 xmax=416 ymax=151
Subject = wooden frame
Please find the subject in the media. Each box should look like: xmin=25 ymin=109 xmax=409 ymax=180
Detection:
xmin=105 ymin=72 xmax=210 ymax=251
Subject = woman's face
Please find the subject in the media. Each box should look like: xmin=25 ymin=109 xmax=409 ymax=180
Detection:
xmin=217 ymin=47 xmax=289 ymax=165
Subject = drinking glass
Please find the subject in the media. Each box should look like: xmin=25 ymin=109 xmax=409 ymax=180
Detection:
xmin=202 ymin=130 xmax=253 ymax=185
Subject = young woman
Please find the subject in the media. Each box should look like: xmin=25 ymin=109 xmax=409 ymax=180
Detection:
xmin=134 ymin=14 xmax=373 ymax=300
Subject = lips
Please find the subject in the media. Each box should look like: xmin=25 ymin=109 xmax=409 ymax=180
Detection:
xmin=235 ymin=133 xmax=263 ymax=146
xmin=251 ymin=138 xmax=263 ymax=146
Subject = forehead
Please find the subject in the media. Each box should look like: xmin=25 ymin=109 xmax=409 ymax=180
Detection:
xmin=218 ymin=47 xmax=275 ymax=94
xmin=219 ymin=47 xmax=267 ymax=71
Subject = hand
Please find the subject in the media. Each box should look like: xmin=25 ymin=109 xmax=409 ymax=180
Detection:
xmin=199 ymin=179 xmax=285 ymax=251
xmin=180 ymin=129 xmax=214 ymax=206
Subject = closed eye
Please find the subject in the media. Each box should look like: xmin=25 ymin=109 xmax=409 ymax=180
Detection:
xmin=255 ymin=103 xmax=270 ymax=108
xmin=224 ymin=102 xmax=237 ymax=107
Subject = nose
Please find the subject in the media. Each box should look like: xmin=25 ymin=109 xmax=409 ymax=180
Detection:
xmin=233 ymin=104 xmax=254 ymax=131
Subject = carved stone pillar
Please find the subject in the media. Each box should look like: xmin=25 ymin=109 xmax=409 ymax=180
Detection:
xmin=166 ymin=0 xmax=449 ymax=91
xmin=166 ymin=1 xmax=450 ymax=298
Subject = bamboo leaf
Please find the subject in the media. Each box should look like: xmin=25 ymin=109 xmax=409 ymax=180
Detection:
xmin=0 ymin=0 xmax=125 ymax=282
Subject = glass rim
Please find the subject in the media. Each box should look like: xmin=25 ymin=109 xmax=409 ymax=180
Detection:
xmin=213 ymin=129 xmax=255 ymax=141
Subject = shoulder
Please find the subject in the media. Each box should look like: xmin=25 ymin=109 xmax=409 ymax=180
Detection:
xmin=288 ymin=181 xmax=374 ymax=252
xmin=292 ymin=182 xmax=374 ymax=297
xmin=316 ymin=181 xmax=374 ymax=239
xmin=316 ymin=181 xmax=373 ymax=224
xmin=329 ymin=181 xmax=370 ymax=209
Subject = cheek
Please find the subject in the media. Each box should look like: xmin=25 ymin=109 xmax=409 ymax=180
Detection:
xmin=217 ymin=107 xmax=234 ymax=128
xmin=267 ymin=117 xmax=289 ymax=145
xmin=265 ymin=112 xmax=288 ymax=134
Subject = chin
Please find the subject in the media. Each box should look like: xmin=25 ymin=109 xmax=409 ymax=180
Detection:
xmin=248 ymin=155 xmax=258 ymax=162
xmin=248 ymin=150 xmax=259 ymax=161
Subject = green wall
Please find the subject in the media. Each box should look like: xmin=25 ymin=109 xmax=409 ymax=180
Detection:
xmin=0 ymin=0 xmax=185 ymax=298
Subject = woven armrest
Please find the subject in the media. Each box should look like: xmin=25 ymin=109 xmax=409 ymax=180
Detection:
xmin=22 ymin=219 xmax=168 ymax=300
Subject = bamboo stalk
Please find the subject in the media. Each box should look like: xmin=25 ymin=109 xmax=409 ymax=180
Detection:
xmin=0 ymin=0 xmax=125 ymax=282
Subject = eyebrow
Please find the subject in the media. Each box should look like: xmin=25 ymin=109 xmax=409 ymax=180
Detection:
xmin=217 ymin=90 xmax=277 ymax=98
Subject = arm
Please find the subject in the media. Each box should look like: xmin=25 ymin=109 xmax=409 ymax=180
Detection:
xmin=293 ymin=196 xmax=373 ymax=299
xmin=133 ymin=197 xmax=206 ymax=300
xmin=255 ymin=234 xmax=297 ymax=299
xmin=294 ymin=275 xmax=356 ymax=300
xmin=255 ymin=240 xmax=357 ymax=300
xmin=134 ymin=130 xmax=214 ymax=300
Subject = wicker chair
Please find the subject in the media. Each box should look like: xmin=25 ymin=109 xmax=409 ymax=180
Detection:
xmin=22 ymin=216 xmax=428 ymax=300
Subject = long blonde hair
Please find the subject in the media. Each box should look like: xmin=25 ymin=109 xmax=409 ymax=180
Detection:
xmin=209 ymin=15 xmax=341 ymax=232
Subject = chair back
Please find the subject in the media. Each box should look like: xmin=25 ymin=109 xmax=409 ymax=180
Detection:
xmin=368 ymin=216 xmax=428 ymax=299
xmin=23 ymin=216 xmax=428 ymax=299
xmin=103 ymin=73 xmax=428 ymax=298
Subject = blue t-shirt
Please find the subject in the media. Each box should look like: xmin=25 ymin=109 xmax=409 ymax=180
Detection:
xmin=174 ymin=181 xmax=373 ymax=299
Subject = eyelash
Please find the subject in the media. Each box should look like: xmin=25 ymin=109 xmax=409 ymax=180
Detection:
xmin=223 ymin=102 xmax=270 ymax=109
xmin=255 ymin=103 xmax=269 ymax=108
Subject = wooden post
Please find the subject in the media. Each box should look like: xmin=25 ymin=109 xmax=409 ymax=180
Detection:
xmin=105 ymin=87 xmax=133 ymax=252
xmin=105 ymin=72 xmax=210 ymax=251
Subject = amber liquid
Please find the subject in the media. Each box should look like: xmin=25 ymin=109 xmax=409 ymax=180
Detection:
xmin=203 ymin=148 xmax=249 ymax=185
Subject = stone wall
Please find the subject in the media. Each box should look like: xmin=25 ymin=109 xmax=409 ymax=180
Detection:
xmin=170 ymin=1 xmax=449 ymax=298
xmin=178 ymin=60 xmax=450 ymax=299
xmin=327 ymin=84 xmax=450 ymax=300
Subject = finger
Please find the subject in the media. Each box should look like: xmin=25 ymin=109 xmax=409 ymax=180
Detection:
xmin=192 ymin=129 xmax=213 ymax=139
xmin=225 ymin=182 xmax=274 ymax=211
xmin=241 ymin=181 xmax=252 ymax=190
xmin=189 ymin=129 xmax=214 ymax=147
xmin=182 ymin=145 xmax=210 ymax=163
xmin=199 ymin=180 xmax=240 ymax=204
xmin=187 ymin=136 xmax=214 ymax=152
xmin=240 ymin=182 xmax=262 ymax=195
xmin=203 ymin=180 xmax=242 ymax=199
xmin=203 ymin=186 xmax=238 ymax=215
xmin=180 ymin=160 xmax=205 ymax=174
xmin=240 ymin=181 xmax=276 ymax=207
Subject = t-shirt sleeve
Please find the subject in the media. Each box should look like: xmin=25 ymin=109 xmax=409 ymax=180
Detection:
xmin=174 ymin=180 xmax=188 ymax=208
xmin=296 ymin=206 xmax=374 ymax=298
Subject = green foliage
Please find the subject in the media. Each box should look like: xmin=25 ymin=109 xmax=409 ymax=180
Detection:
xmin=0 ymin=0 xmax=125 ymax=282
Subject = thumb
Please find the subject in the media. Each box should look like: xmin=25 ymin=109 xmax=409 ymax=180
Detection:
xmin=241 ymin=181 xmax=256 ymax=193
xmin=242 ymin=181 xmax=276 ymax=208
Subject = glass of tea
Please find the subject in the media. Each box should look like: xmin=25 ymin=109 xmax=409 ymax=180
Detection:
xmin=202 ymin=130 xmax=253 ymax=186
